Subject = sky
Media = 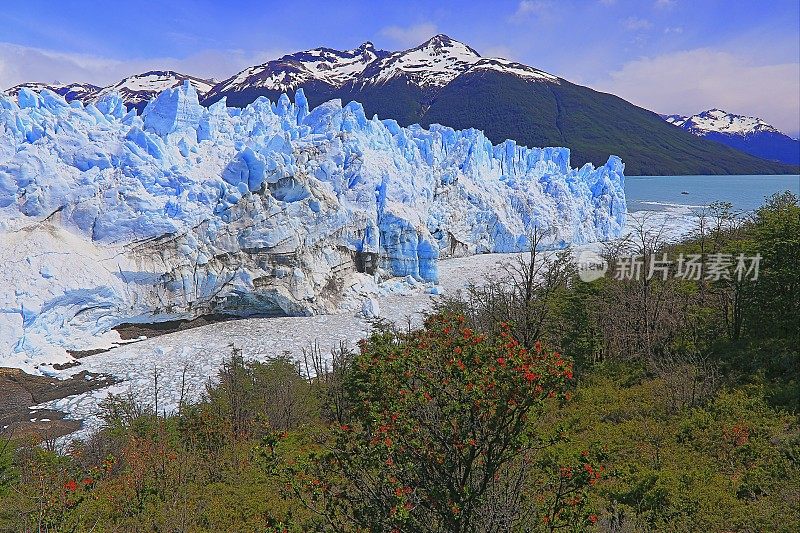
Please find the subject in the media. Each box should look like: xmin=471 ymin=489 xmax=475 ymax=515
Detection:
xmin=1 ymin=0 xmax=798 ymax=136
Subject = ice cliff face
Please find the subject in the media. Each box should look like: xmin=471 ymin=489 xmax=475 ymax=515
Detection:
xmin=0 ymin=82 xmax=625 ymax=372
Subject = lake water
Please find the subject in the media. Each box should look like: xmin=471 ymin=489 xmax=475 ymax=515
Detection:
xmin=625 ymin=175 xmax=800 ymax=212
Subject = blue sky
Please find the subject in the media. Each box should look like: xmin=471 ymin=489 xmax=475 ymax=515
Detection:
xmin=1 ymin=0 xmax=798 ymax=135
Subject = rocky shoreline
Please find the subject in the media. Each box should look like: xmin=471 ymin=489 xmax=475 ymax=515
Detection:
xmin=0 ymin=367 xmax=116 ymax=443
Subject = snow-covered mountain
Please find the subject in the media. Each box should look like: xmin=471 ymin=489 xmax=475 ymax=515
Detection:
xmin=94 ymin=70 xmax=214 ymax=112
xmin=209 ymin=42 xmax=389 ymax=96
xmin=203 ymin=35 xmax=794 ymax=175
xmin=665 ymin=109 xmax=800 ymax=165
xmin=360 ymin=35 xmax=558 ymax=88
xmin=0 ymin=83 xmax=625 ymax=372
xmin=5 ymin=82 xmax=101 ymax=103
xmin=205 ymin=34 xmax=556 ymax=104
xmin=665 ymin=109 xmax=782 ymax=136
xmin=3 ymin=71 xmax=213 ymax=114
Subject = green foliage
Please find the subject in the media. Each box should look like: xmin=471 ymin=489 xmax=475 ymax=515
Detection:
xmin=288 ymin=314 xmax=587 ymax=532
xmin=544 ymin=368 xmax=800 ymax=532
xmin=0 ymin=195 xmax=797 ymax=532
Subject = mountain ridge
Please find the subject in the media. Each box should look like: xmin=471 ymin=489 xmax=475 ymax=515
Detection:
xmin=5 ymin=70 xmax=214 ymax=114
xmin=4 ymin=35 xmax=798 ymax=175
xmin=665 ymin=109 xmax=799 ymax=165
xmin=201 ymin=34 xmax=798 ymax=175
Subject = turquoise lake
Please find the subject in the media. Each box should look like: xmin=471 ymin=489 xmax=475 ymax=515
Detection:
xmin=625 ymin=175 xmax=800 ymax=212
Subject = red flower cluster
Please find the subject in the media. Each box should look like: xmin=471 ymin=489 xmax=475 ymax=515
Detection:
xmin=725 ymin=423 xmax=750 ymax=447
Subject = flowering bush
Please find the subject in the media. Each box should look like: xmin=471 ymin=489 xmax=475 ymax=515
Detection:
xmin=291 ymin=313 xmax=583 ymax=531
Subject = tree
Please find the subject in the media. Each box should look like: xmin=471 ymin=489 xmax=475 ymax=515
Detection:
xmin=289 ymin=313 xmax=593 ymax=532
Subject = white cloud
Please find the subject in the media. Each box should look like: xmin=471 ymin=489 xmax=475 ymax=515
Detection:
xmin=655 ymin=0 xmax=677 ymax=8
xmin=0 ymin=42 xmax=284 ymax=90
xmin=624 ymin=17 xmax=653 ymax=31
xmin=379 ymin=23 xmax=439 ymax=49
xmin=593 ymin=48 xmax=800 ymax=135
xmin=514 ymin=1 xmax=553 ymax=18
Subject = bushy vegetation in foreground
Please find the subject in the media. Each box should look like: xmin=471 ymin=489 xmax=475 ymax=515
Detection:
xmin=1 ymin=193 xmax=798 ymax=532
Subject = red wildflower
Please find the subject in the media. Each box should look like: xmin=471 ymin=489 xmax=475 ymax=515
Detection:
xmin=588 ymin=514 xmax=598 ymax=524
xmin=496 ymin=357 xmax=506 ymax=366
xmin=64 ymin=480 xmax=78 ymax=492
xmin=82 ymin=477 xmax=93 ymax=486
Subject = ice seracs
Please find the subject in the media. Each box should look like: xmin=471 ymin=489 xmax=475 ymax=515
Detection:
xmin=0 ymin=82 xmax=625 ymax=373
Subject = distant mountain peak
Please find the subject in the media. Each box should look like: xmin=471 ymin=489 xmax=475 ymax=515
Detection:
xmin=4 ymin=81 xmax=101 ymax=102
xmin=94 ymin=71 xmax=214 ymax=110
xmin=665 ymin=109 xmax=798 ymax=164
xmin=666 ymin=109 xmax=781 ymax=136
xmin=361 ymin=34 xmax=484 ymax=88
xmin=418 ymin=34 xmax=480 ymax=55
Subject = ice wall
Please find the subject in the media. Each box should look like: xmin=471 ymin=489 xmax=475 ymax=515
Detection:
xmin=0 ymin=82 xmax=625 ymax=371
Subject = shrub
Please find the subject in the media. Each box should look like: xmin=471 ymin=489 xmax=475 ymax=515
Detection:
xmin=288 ymin=313 xmax=594 ymax=532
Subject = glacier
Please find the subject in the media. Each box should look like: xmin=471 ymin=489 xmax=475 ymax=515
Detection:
xmin=0 ymin=81 xmax=626 ymax=373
